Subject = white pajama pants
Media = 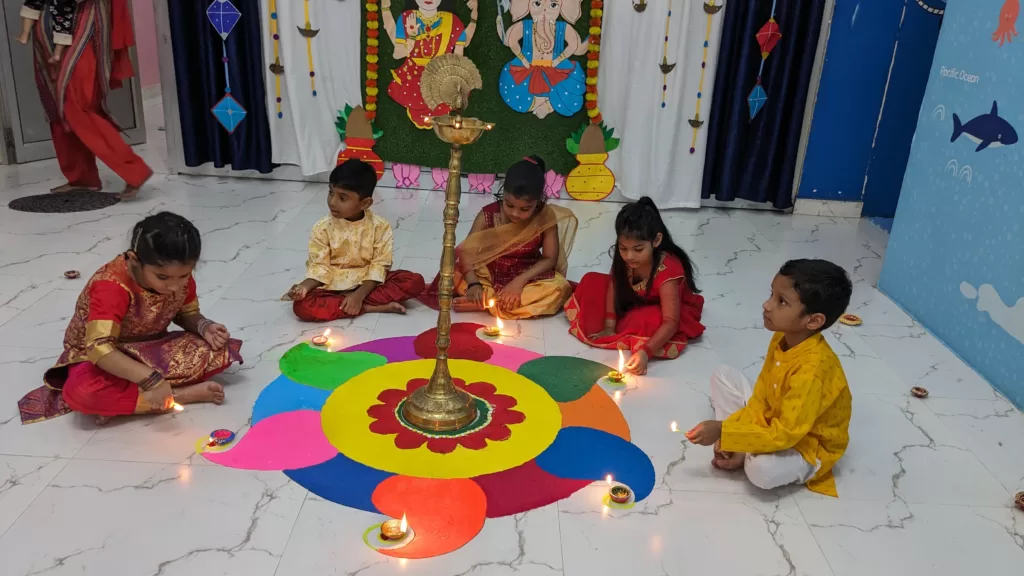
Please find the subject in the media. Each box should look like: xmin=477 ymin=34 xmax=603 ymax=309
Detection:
xmin=710 ymin=366 xmax=818 ymax=490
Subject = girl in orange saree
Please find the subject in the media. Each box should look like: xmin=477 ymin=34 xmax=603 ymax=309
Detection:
xmin=381 ymin=0 xmax=479 ymax=128
xmin=18 ymin=213 xmax=243 ymax=424
xmin=419 ymin=156 xmax=578 ymax=319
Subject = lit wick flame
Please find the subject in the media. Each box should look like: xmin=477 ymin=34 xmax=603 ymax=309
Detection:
xmin=670 ymin=421 xmax=678 ymax=433
xmin=486 ymin=300 xmax=503 ymax=335
xmin=322 ymin=328 xmax=331 ymax=340
xmin=399 ymin=513 xmax=408 ymax=533
xmin=617 ymin=349 xmax=626 ymax=373
xmin=606 ymin=474 xmax=613 ymax=485
xmin=172 ymin=403 xmax=184 ymax=412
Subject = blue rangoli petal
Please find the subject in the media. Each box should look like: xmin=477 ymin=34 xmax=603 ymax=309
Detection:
xmin=535 ymin=427 xmax=656 ymax=501
xmin=252 ymin=375 xmax=331 ymax=425
xmin=284 ymin=453 xmax=394 ymax=513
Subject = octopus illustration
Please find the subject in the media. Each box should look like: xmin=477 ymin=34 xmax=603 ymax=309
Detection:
xmin=199 ymin=323 xmax=655 ymax=558
xmin=993 ymin=0 xmax=1019 ymax=47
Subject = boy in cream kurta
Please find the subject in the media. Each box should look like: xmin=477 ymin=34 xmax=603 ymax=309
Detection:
xmin=687 ymin=259 xmax=853 ymax=497
xmin=283 ymin=160 xmax=425 ymax=322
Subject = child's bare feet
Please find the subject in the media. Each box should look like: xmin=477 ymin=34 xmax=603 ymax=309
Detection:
xmin=16 ymin=33 xmax=29 ymax=45
xmin=117 ymin=184 xmax=140 ymax=200
xmin=712 ymin=451 xmax=745 ymax=470
xmin=174 ymin=382 xmax=225 ymax=405
xmin=95 ymin=415 xmax=112 ymax=426
xmin=364 ymin=302 xmax=406 ymax=314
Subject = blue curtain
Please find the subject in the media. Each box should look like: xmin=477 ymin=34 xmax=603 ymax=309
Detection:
xmin=167 ymin=0 xmax=274 ymax=173
xmin=701 ymin=0 xmax=826 ymax=209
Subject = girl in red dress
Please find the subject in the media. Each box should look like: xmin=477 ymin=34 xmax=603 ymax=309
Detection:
xmin=564 ymin=197 xmax=704 ymax=374
xmin=18 ymin=213 xmax=242 ymax=424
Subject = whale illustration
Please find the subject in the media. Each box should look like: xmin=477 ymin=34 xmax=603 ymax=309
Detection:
xmin=951 ymin=101 xmax=1018 ymax=152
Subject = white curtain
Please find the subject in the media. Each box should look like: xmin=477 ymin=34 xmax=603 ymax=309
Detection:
xmin=259 ymin=0 xmax=364 ymax=175
xmin=599 ymin=0 xmax=727 ymax=209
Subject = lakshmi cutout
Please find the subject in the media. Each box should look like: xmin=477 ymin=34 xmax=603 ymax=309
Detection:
xmin=382 ymin=0 xmax=480 ymax=128
xmin=498 ymin=0 xmax=588 ymax=119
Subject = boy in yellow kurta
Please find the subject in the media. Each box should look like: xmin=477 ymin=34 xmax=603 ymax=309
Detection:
xmin=283 ymin=160 xmax=425 ymax=322
xmin=686 ymin=259 xmax=853 ymax=497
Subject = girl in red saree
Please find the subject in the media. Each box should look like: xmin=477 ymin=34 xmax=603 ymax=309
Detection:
xmin=565 ymin=197 xmax=704 ymax=374
xmin=381 ymin=0 xmax=479 ymax=128
xmin=18 ymin=213 xmax=243 ymax=425
xmin=420 ymin=156 xmax=578 ymax=319
xmin=31 ymin=0 xmax=151 ymax=199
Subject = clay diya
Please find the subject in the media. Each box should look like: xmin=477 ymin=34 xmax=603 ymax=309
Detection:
xmin=64 ymin=270 xmax=80 ymax=279
xmin=839 ymin=313 xmax=862 ymax=326
xmin=1015 ymin=492 xmax=1024 ymax=511
xmin=311 ymin=328 xmax=331 ymax=347
xmin=910 ymin=386 xmax=929 ymax=399
xmin=380 ymin=514 xmax=408 ymax=540
xmin=609 ymin=485 xmax=632 ymax=504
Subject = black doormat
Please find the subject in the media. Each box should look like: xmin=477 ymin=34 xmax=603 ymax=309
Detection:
xmin=8 ymin=192 xmax=120 ymax=213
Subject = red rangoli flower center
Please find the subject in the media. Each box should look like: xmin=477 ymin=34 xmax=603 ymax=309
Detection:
xmin=367 ymin=378 xmax=526 ymax=454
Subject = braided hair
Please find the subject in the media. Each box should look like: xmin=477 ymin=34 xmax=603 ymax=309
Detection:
xmin=611 ymin=197 xmax=699 ymax=317
xmin=129 ymin=212 xmax=202 ymax=267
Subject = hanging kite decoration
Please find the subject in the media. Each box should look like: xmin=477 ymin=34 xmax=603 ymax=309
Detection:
xmin=659 ymin=0 xmax=675 ymax=109
xmin=336 ymin=104 xmax=385 ymax=179
xmin=268 ymin=0 xmax=284 ymax=119
xmin=748 ymin=0 xmax=781 ymax=120
xmin=207 ymin=0 xmax=247 ymax=134
xmin=687 ymin=0 xmax=721 ymax=154
xmin=298 ymin=0 xmax=320 ymax=96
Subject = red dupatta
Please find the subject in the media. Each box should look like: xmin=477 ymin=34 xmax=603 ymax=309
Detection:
xmin=32 ymin=0 xmax=136 ymax=125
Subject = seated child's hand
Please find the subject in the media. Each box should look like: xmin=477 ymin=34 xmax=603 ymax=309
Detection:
xmin=342 ymin=293 xmax=365 ymax=316
xmin=282 ymin=284 xmax=309 ymax=302
xmin=624 ymin=350 xmax=648 ymax=375
xmin=202 ymin=322 xmax=230 ymax=351
xmin=497 ymin=280 xmax=524 ymax=310
xmin=588 ymin=327 xmax=617 ymax=340
xmin=685 ymin=419 xmax=722 ymax=446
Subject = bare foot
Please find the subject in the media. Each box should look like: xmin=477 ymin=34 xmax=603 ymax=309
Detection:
xmin=117 ymin=185 xmax=140 ymax=201
xmin=174 ymin=381 xmax=225 ymax=405
xmin=712 ymin=451 xmax=745 ymax=470
xmin=16 ymin=34 xmax=29 ymax=45
xmin=50 ymin=183 xmax=101 ymax=194
xmin=364 ymin=302 xmax=406 ymax=314
xmin=95 ymin=415 xmax=112 ymax=426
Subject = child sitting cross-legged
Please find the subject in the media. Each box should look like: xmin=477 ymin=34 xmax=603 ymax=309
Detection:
xmin=284 ymin=159 xmax=425 ymax=321
xmin=686 ymin=259 xmax=854 ymax=497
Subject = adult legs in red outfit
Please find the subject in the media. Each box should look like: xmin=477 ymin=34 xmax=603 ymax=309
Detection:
xmin=293 ymin=270 xmax=427 ymax=322
xmin=50 ymin=40 xmax=151 ymax=197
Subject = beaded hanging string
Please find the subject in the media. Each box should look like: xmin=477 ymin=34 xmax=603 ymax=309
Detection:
xmin=688 ymin=0 xmax=720 ymax=153
xmin=207 ymin=0 xmax=247 ymax=133
xmin=297 ymin=0 xmax=319 ymax=97
xmin=659 ymin=0 xmax=673 ymax=109
xmin=268 ymin=0 xmax=284 ymax=118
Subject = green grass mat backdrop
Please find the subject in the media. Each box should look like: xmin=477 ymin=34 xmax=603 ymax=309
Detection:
xmin=362 ymin=0 xmax=595 ymax=175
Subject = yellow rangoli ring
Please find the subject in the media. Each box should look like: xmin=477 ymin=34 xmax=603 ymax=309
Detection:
xmin=320 ymin=359 xmax=561 ymax=479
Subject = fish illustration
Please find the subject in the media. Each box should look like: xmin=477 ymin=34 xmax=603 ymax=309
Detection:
xmin=951 ymin=101 xmax=1018 ymax=152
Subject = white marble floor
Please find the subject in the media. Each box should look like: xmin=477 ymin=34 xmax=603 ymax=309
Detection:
xmin=0 ymin=107 xmax=1022 ymax=576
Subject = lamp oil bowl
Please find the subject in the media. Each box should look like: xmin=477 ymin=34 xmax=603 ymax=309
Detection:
xmin=839 ymin=313 xmax=862 ymax=326
xmin=311 ymin=329 xmax=331 ymax=347
xmin=64 ymin=270 xmax=80 ymax=279
xmin=910 ymin=386 xmax=929 ymax=399
xmin=609 ymin=485 xmax=632 ymax=505
xmin=1014 ymin=491 xmax=1024 ymax=511
xmin=380 ymin=514 xmax=408 ymax=541
xmin=607 ymin=370 xmax=625 ymax=384
xmin=483 ymin=325 xmax=502 ymax=338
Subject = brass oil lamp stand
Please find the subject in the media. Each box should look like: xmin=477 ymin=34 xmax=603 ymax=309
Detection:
xmin=400 ymin=56 xmax=494 ymax=432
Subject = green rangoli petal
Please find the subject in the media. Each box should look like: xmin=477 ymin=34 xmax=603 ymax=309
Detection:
xmin=279 ymin=343 xmax=388 ymax=390
xmin=516 ymin=356 xmax=611 ymax=402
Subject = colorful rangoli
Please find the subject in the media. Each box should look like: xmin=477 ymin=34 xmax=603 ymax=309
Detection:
xmin=201 ymin=322 xmax=654 ymax=559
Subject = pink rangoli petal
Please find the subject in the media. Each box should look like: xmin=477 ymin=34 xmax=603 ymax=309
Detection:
xmin=202 ymin=410 xmax=336 ymax=471
xmin=487 ymin=343 xmax=543 ymax=372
